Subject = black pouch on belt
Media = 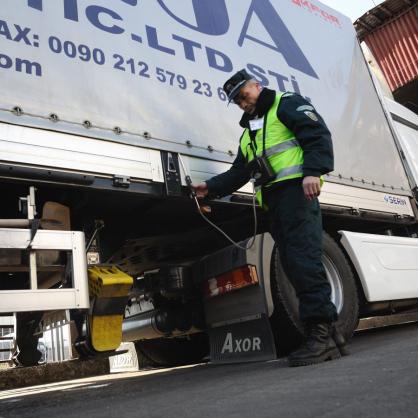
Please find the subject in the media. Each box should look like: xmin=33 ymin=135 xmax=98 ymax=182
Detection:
xmin=247 ymin=155 xmax=276 ymax=187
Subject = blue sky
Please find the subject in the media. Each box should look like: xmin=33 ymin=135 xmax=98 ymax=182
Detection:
xmin=319 ymin=0 xmax=385 ymax=21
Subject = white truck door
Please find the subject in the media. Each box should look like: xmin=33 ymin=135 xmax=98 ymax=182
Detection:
xmin=340 ymin=231 xmax=418 ymax=302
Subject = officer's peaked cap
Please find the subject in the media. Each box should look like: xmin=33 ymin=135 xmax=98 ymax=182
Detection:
xmin=223 ymin=69 xmax=252 ymax=103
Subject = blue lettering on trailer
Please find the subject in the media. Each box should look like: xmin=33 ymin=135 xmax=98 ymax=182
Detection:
xmin=384 ymin=195 xmax=407 ymax=206
xmin=0 ymin=52 xmax=42 ymax=77
xmin=25 ymin=0 xmax=319 ymax=79
xmin=0 ymin=20 xmax=34 ymax=46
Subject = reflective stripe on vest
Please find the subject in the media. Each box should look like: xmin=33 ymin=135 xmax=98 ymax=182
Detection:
xmin=255 ymin=164 xmax=303 ymax=193
xmin=257 ymin=138 xmax=299 ymax=158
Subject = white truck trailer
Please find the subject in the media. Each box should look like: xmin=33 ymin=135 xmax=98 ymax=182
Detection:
xmin=1 ymin=0 xmax=418 ymax=366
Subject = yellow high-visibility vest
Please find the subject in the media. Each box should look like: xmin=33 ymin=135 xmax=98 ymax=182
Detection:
xmin=240 ymin=93 xmax=304 ymax=206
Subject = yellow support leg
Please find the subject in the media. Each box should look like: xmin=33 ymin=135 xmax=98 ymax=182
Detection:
xmin=87 ymin=266 xmax=133 ymax=352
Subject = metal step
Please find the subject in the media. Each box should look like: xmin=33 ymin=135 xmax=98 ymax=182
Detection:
xmin=357 ymin=311 xmax=418 ymax=331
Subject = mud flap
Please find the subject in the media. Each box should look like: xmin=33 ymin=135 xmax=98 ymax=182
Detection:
xmin=209 ymin=315 xmax=276 ymax=364
xmin=199 ymin=236 xmax=277 ymax=364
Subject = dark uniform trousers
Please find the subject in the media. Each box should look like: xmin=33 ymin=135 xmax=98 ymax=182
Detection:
xmin=264 ymin=179 xmax=338 ymax=323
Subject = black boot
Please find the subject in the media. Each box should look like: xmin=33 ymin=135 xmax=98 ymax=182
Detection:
xmin=288 ymin=322 xmax=341 ymax=367
xmin=332 ymin=325 xmax=349 ymax=357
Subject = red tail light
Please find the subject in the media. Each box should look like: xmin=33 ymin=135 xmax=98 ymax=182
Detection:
xmin=203 ymin=265 xmax=259 ymax=298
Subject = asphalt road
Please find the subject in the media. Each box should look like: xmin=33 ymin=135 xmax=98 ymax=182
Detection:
xmin=1 ymin=323 xmax=418 ymax=418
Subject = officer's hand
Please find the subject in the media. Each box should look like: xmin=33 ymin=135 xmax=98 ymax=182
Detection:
xmin=192 ymin=182 xmax=209 ymax=199
xmin=302 ymin=176 xmax=321 ymax=201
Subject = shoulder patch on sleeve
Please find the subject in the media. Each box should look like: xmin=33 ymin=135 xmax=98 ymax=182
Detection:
xmin=282 ymin=92 xmax=295 ymax=98
xmin=304 ymin=110 xmax=319 ymax=121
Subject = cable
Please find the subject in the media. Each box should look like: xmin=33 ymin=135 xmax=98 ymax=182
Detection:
xmin=178 ymin=154 xmax=258 ymax=251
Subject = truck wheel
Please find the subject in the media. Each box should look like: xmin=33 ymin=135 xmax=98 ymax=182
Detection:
xmin=12 ymin=312 xmax=43 ymax=367
xmin=135 ymin=333 xmax=209 ymax=368
xmin=270 ymin=232 xmax=359 ymax=356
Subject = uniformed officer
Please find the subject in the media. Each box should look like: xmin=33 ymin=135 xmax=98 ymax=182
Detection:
xmin=193 ymin=69 xmax=342 ymax=367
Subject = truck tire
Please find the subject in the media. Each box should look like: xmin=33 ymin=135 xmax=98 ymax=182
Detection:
xmin=270 ymin=231 xmax=359 ymax=356
xmin=135 ymin=333 xmax=209 ymax=368
xmin=12 ymin=312 xmax=43 ymax=367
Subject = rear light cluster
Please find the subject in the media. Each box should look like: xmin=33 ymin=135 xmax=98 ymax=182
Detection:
xmin=203 ymin=265 xmax=259 ymax=298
